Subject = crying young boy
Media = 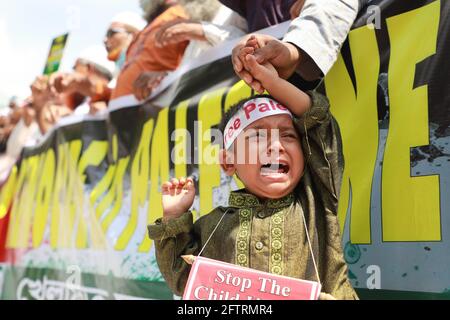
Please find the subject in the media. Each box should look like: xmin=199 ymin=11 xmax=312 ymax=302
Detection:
xmin=148 ymin=47 xmax=358 ymax=300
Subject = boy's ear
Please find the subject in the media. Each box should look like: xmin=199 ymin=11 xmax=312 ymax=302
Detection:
xmin=219 ymin=149 xmax=236 ymax=176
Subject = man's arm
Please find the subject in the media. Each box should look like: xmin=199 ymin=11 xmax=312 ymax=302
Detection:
xmin=283 ymin=0 xmax=359 ymax=77
xmin=232 ymin=0 xmax=360 ymax=90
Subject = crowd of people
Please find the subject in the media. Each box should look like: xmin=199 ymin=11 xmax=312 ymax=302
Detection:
xmin=0 ymin=0 xmax=311 ymax=179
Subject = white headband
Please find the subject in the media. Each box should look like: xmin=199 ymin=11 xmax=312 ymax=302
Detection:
xmin=223 ymin=97 xmax=293 ymax=150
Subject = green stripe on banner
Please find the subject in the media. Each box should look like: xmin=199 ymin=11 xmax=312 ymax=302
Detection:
xmin=1 ymin=265 xmax=174 ymax=300
xmin=356 ymin=288 xmax=450 ymax=300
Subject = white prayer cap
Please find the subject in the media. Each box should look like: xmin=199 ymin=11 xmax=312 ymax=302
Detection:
xmin=77 ymin=45 xmax=116 ymax=79
xmin=110 ymin=11 xmax=147 ymax=32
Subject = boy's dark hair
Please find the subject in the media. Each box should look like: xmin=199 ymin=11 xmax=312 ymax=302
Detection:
xmin=219 ymin=94 xmax=274 ymax=135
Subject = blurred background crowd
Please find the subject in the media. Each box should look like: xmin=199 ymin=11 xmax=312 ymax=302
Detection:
xmin=0 ymin=0 xmax=306 ymax=178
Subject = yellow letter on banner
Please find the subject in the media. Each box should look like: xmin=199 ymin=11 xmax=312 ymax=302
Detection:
xmin=173 ymin=100 xmax=190 ymax=179
xmin=77 ymin=141 xmax=108 ymax=184
xmin=51 ymin=142 xmax=69 ymax=248
xmin=88 ymin=135 xmax=128 ymax=248
xmin=382 ymin=1 xmax=441 ymax=241
xmin=7 ymin=155 xmax=40 ymax=248
xmin=7 ymin=159 xmax=31 ymax=248
xmin=32 ymin=148 xmax=55 ymax=248
xmin=104 ymin=118 xmax=154 ymax=251
xmin=198 ymin=88 xmax=225 ymax=216
xmin=100 ymin=156 xmax=130 ymax=233
xmin=224 ymin=80 xmax=252 ymax=113
xmin=137 ymin=108 xmax=170 ymax=252
xmin=76 ymin=140 xmax=109 ymax=248
xmin=60 ymin=140 xmax=82 ymax=248
xmin=0 ymin=166 xmax=18 ymax=219
xmin=325 ymin=25 xmax=380 ymax=244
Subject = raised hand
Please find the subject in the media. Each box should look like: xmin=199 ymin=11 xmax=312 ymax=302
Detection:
xmin=155 ymin=21 xmax=205 ymax=48
xmin=244 ymin=54 xmax=279 ymax=94
xmin=162 ymin=177 xmax=196 ymax=221
xmin=232 ymin=34 xmax=301 ymax=92
xmin=133 ymin=71 xmax=167 ymax=101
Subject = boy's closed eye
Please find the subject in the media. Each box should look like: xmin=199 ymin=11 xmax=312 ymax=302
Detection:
xmin=281 ymin=131 xmax=298 ymax=139
xmin=245 ymin=130 xmax=267 ymax=139
xmin=243 ymin=129 xmax=298 ymax=141
xmin=280 ymin=127 xmax=299 ymax=138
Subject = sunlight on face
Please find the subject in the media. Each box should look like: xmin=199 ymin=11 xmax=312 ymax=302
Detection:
xmin=229 ymin=114 xmax=304 ymax=199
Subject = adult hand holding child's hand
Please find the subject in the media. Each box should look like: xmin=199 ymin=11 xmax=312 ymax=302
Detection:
xmin=244 ymin=52 xmax=279 ymax=94
xmin=232 ymin=35 xmax=301 ymax=92
xmin=162 ymin=177 xmax=195 ymax=221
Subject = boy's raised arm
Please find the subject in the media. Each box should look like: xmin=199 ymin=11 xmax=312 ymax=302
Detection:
xmin=147 ymin=177 xmax=199 ymax=296
xmin=244 ymin=54 xmax=312 ymax=117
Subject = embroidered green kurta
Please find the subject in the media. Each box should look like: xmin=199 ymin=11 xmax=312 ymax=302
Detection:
xmin=148 ymin=91 xmax=358 ymax=299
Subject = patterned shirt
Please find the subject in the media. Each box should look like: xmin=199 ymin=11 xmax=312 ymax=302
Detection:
xmin=148 ymin=91 xmax=358 ymax=299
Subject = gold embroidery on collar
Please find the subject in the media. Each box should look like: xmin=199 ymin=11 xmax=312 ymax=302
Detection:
xmin=229 ymin=192 xmax=294 ymax=209
xmin=236 ymin=208 xmax=252 ymax=267
xmin=270 ymin=211 xmax=284 ymax=275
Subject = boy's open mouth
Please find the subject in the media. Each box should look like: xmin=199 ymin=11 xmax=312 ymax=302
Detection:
xmin=260 ymin=163 xmax=290 ymax=176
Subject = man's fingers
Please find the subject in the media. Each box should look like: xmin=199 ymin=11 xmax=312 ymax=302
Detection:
xmin=254 ymin=44 xmax=276 ymax=64
xmin=232 ymin=42 xmax=246 ymax=73
xmin=147 ymin=77 xmax=157 ymax=89
xmin=134 ymin=75 xmax=152 ymax=100
xmin=159 ymin=26 xmax=191 ymax=46
xmin=135 ymin=86 xmax=143 ymax=101
xmin=241 ymin=47 xmax=255 ymax=56
xmin=254 ymin=40 xmax=282 ymax=64
xmin=143 ymin=87 xmax=151 ymax=100
xmin=240 ymin=70 xmax=254 ymax=85
xmin=140 ymin=86 xmax=146 ymax=100
xmin=247 ymin=34 xmax=256 ymax=42
xmin=159 ymin=31 xmax=172 ymax=46
xmin=155 ymin=26 xmax=169 ymax=47
xmin=163 ymin=34 xmax=186 ymax=46
xmin=133 ymin=78 xmax=142 ymax=99
xmin=232 ymin=53 xmax=243 ymax=73
xmin=246 ymin=38 xmax=259 ymax=50
xmin=148 ymin=77 xmax=163 ymax=89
